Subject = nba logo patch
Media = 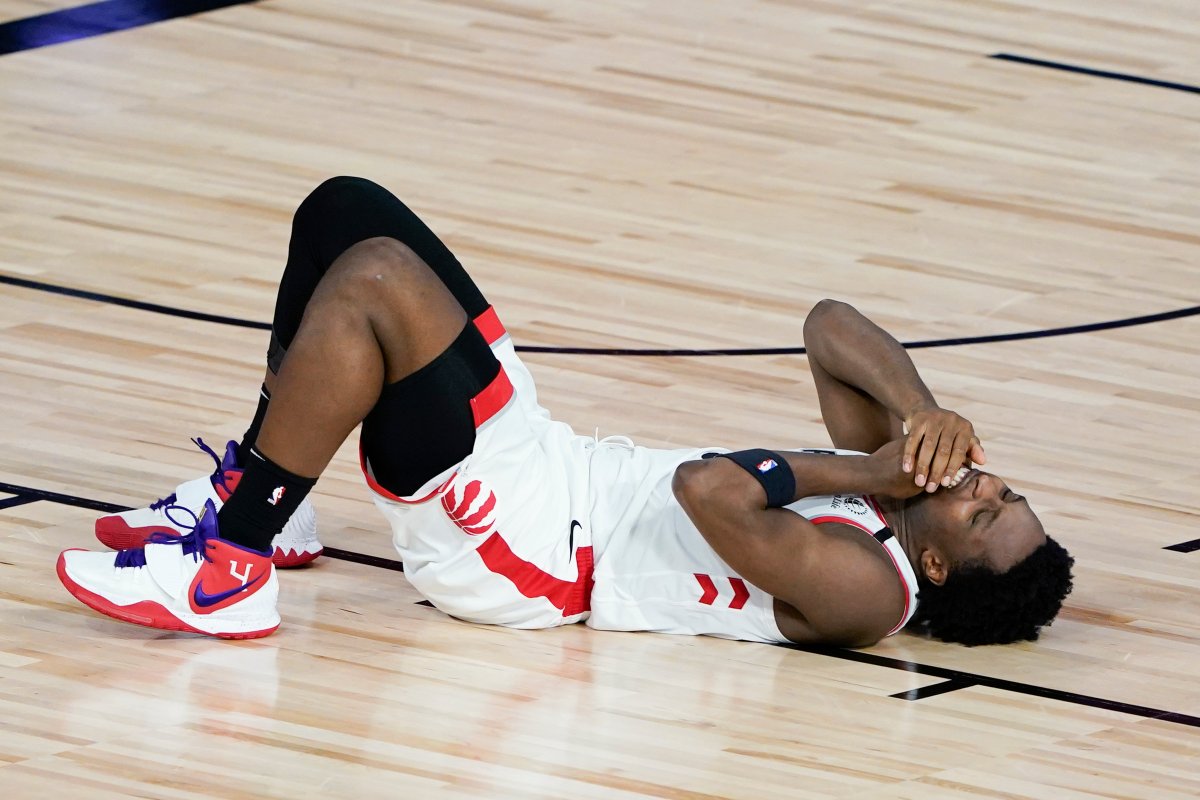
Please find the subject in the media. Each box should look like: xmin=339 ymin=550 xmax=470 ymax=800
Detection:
xmin=756 ymin=458 xmax=777 ymax=473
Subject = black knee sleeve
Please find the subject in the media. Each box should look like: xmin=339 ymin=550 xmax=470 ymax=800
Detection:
xmin=268 ymin=177 xmax=490 ymax=371
xmin=360 ymin=322 xmax=501 ymax=497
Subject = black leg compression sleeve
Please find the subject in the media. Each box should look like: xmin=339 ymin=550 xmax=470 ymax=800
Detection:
xmin=360 ymin=321 xmax=501 ymax=498
xmin=268 ymin=176 xmax=490 ymax=373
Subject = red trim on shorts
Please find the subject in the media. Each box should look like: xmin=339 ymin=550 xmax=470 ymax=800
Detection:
xmin=474 ymin=534 xmax=594 ymax=617
xmin=470 ymin=367 xmax=514 ymax=428
xmin=359 ymin=443 xmax=455 ymax=504
xmin=359 ymin=362 xmax=514 ymax=501
xmin=695 ymin=574 xmax=718 ymax=605
xmin=473 ymin=306 xmax=506 ymax=345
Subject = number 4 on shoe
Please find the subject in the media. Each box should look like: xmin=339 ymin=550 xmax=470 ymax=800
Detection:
xmin=59 ymin=499 xmax=281 ymax=639
xmin=94 ymin=438 xmax=322 ymax=568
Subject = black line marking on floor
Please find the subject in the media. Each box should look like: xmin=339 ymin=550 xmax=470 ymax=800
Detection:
xmin=321 ymin=546 xmax=404 ymax=572
xmin=891 ymin=677 xmax=976 ymax=701
xmin=0 ymin=0 xmax=260 ymax=57
xmin=0 ymin=482 xmax=127 ymax=513
xmin=4 ymin=273 xmax=1199 ymax=357
xmin=1164 ymin=539 xmax=1200 ymax=554
xmin=0 ymin=494 xmax=41 ymax=510
xmin=0 ymin=274 xmax=271 ymax=330
xmin=991 ymin=53 xmax=1200 ymax=96
xmin=14 ymin=483 xmax=1200 ymax=727
xmin=788 ymin=643 xmax=1200 ymax=727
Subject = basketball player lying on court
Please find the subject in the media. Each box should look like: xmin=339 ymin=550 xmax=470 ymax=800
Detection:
xmin=57 ymin=177 xmax=1074 ymax=648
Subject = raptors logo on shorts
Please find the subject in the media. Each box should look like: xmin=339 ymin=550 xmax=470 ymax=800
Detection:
xmin=441 ymin=479 xmax=497 ymax=536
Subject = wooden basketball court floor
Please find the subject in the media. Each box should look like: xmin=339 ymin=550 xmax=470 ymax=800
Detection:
xmin=1 ymin=1 xmax=1198 ymax=797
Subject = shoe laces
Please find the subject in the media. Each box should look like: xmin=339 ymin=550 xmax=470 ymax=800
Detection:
xmin=113 ymin=505 xmax=210 ymax=568
xmin=146 ymin=438 xmax=225 ymax=511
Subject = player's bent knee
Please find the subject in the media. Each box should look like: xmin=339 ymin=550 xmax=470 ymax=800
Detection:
xmin=325 ymin=237 xmax=440 ymax=306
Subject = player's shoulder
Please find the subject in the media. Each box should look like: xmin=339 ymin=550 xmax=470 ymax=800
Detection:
xmin=773 ymin=514 xmax=908 ymax=646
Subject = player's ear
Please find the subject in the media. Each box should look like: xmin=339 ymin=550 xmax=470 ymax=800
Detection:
xmin=920 ymin=549 xmax=947 ymax=586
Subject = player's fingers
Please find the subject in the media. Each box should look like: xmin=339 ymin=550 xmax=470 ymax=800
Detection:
xmin=902 ymin=427 xmax=923 ymax=474
xmin=969 ymin=437 xmax=987 ymax=465
xmin=940 ymin=432 xmax=971 ymax=487
xmin=926 ymin=434 xmax=957 ymax=492
xmin=914 ymin=428 xmax=941 ymax=487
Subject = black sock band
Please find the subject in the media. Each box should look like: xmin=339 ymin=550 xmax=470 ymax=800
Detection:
xmin=236 ymin=384 xmax=272 ymax=468
xmin=710 ymin=449 xmax=796 ymax=508
xmin=217 ymin=447 xmax=316 ymax=552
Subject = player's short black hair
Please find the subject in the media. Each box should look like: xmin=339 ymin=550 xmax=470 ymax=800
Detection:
xmin=907 ymin=537 xmax=1074 ymax=646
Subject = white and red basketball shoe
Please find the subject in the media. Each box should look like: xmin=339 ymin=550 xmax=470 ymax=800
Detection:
xmin=59 ymin=499 xmax=280 ymax=639
xmin=95 ymin=438 xmax=322 ymax=568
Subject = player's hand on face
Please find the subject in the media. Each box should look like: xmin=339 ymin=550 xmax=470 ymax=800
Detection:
xmin=902 ymin=407 xmax=986 ymax=492
xmin=868 ymin=438 xmax=929 ymax=500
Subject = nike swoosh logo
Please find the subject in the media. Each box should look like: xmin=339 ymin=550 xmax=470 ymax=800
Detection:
xmin=569 ymin=519 xmax=581 ymax=558
xmin=193 ymin=573 xmax=263 ymax=608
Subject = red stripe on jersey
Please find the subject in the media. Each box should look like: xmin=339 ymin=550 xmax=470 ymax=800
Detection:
xmin=475 ymin=534 xmax=594 ymax=616
xmin=810 ymin=514 xmax=875 ymax=536
xmin=695 ymin=573 xmax=718 ymax=605
xmin=471 ymin=367 xmax=514 ymax=428
xmin=473 ymin=306 xmax=506 ymax=345
xmin=877 ymin=544 xmax=912 ymax=636
xmin=812 ymin=506 xmax=913 ymax=635
xmin=359 ymin=443 xmax=455 ymax=504
xmin=865 ymin=495 xmax=888 ymax=525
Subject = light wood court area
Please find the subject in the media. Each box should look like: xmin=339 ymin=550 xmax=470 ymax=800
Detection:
xmin=1 ymin=1 xmax=1198 ymax=797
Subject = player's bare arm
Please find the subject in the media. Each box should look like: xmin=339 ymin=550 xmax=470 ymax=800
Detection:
xmin=802 ymin=299 xmax=986 ymax=489
xmin=673 ymin=444 xmax=920 ymax=647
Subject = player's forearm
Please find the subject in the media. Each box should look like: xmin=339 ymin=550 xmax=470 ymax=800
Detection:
xmin=672 ymin=454 xmax=885 ymax=592
xmin=803 ymin=299 xmax=936 ymax=421
xmin=674 ymin=452 xmax=883 ymax=518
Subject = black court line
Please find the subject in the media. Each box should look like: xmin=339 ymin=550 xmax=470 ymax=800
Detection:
xmin=3 ymin=273 xmax=1199 ymax=357
xmin=0 ymin=274 xmax=272 ymax=331
xmin=0 ymin=0 xmax=259 ymax=57
xmin=1164 ymin=539 xmax=1200 ymax=554
xmin=321 ymin=546 xmax=404 ymax=572
xmin=991 ymin=53 xmax=1200 ymax=96
xmin=891 ymin=677 xmax=976 ymax=701
xmin=7 ymin=478 xmax=1196 ymax=729
xmin=0 ymin=481 xmax=127 ymax=513
xmin=789 ymin=644 xmax=1200 ymax=726
xmin=0 ymin=495 xmax=41 ymax=511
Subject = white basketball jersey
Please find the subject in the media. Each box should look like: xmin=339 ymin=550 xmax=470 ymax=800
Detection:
xmin=586 ymin=445 xmax=921 ymax=642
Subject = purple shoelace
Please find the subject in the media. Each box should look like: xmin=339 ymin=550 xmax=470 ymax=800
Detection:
xmin=113 ymin=505 xmax=207 ymax=569
xmin=146 ymin=437 xmax=227 ymax=511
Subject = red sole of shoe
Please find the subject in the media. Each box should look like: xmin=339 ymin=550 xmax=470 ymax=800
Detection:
xmin=96 ymin=522 xmax=322 ymax=569
xmin=56 ymin=550 xmax=278 ymax=640
xmin=273 ymin=548 xmax=323 ymax=568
